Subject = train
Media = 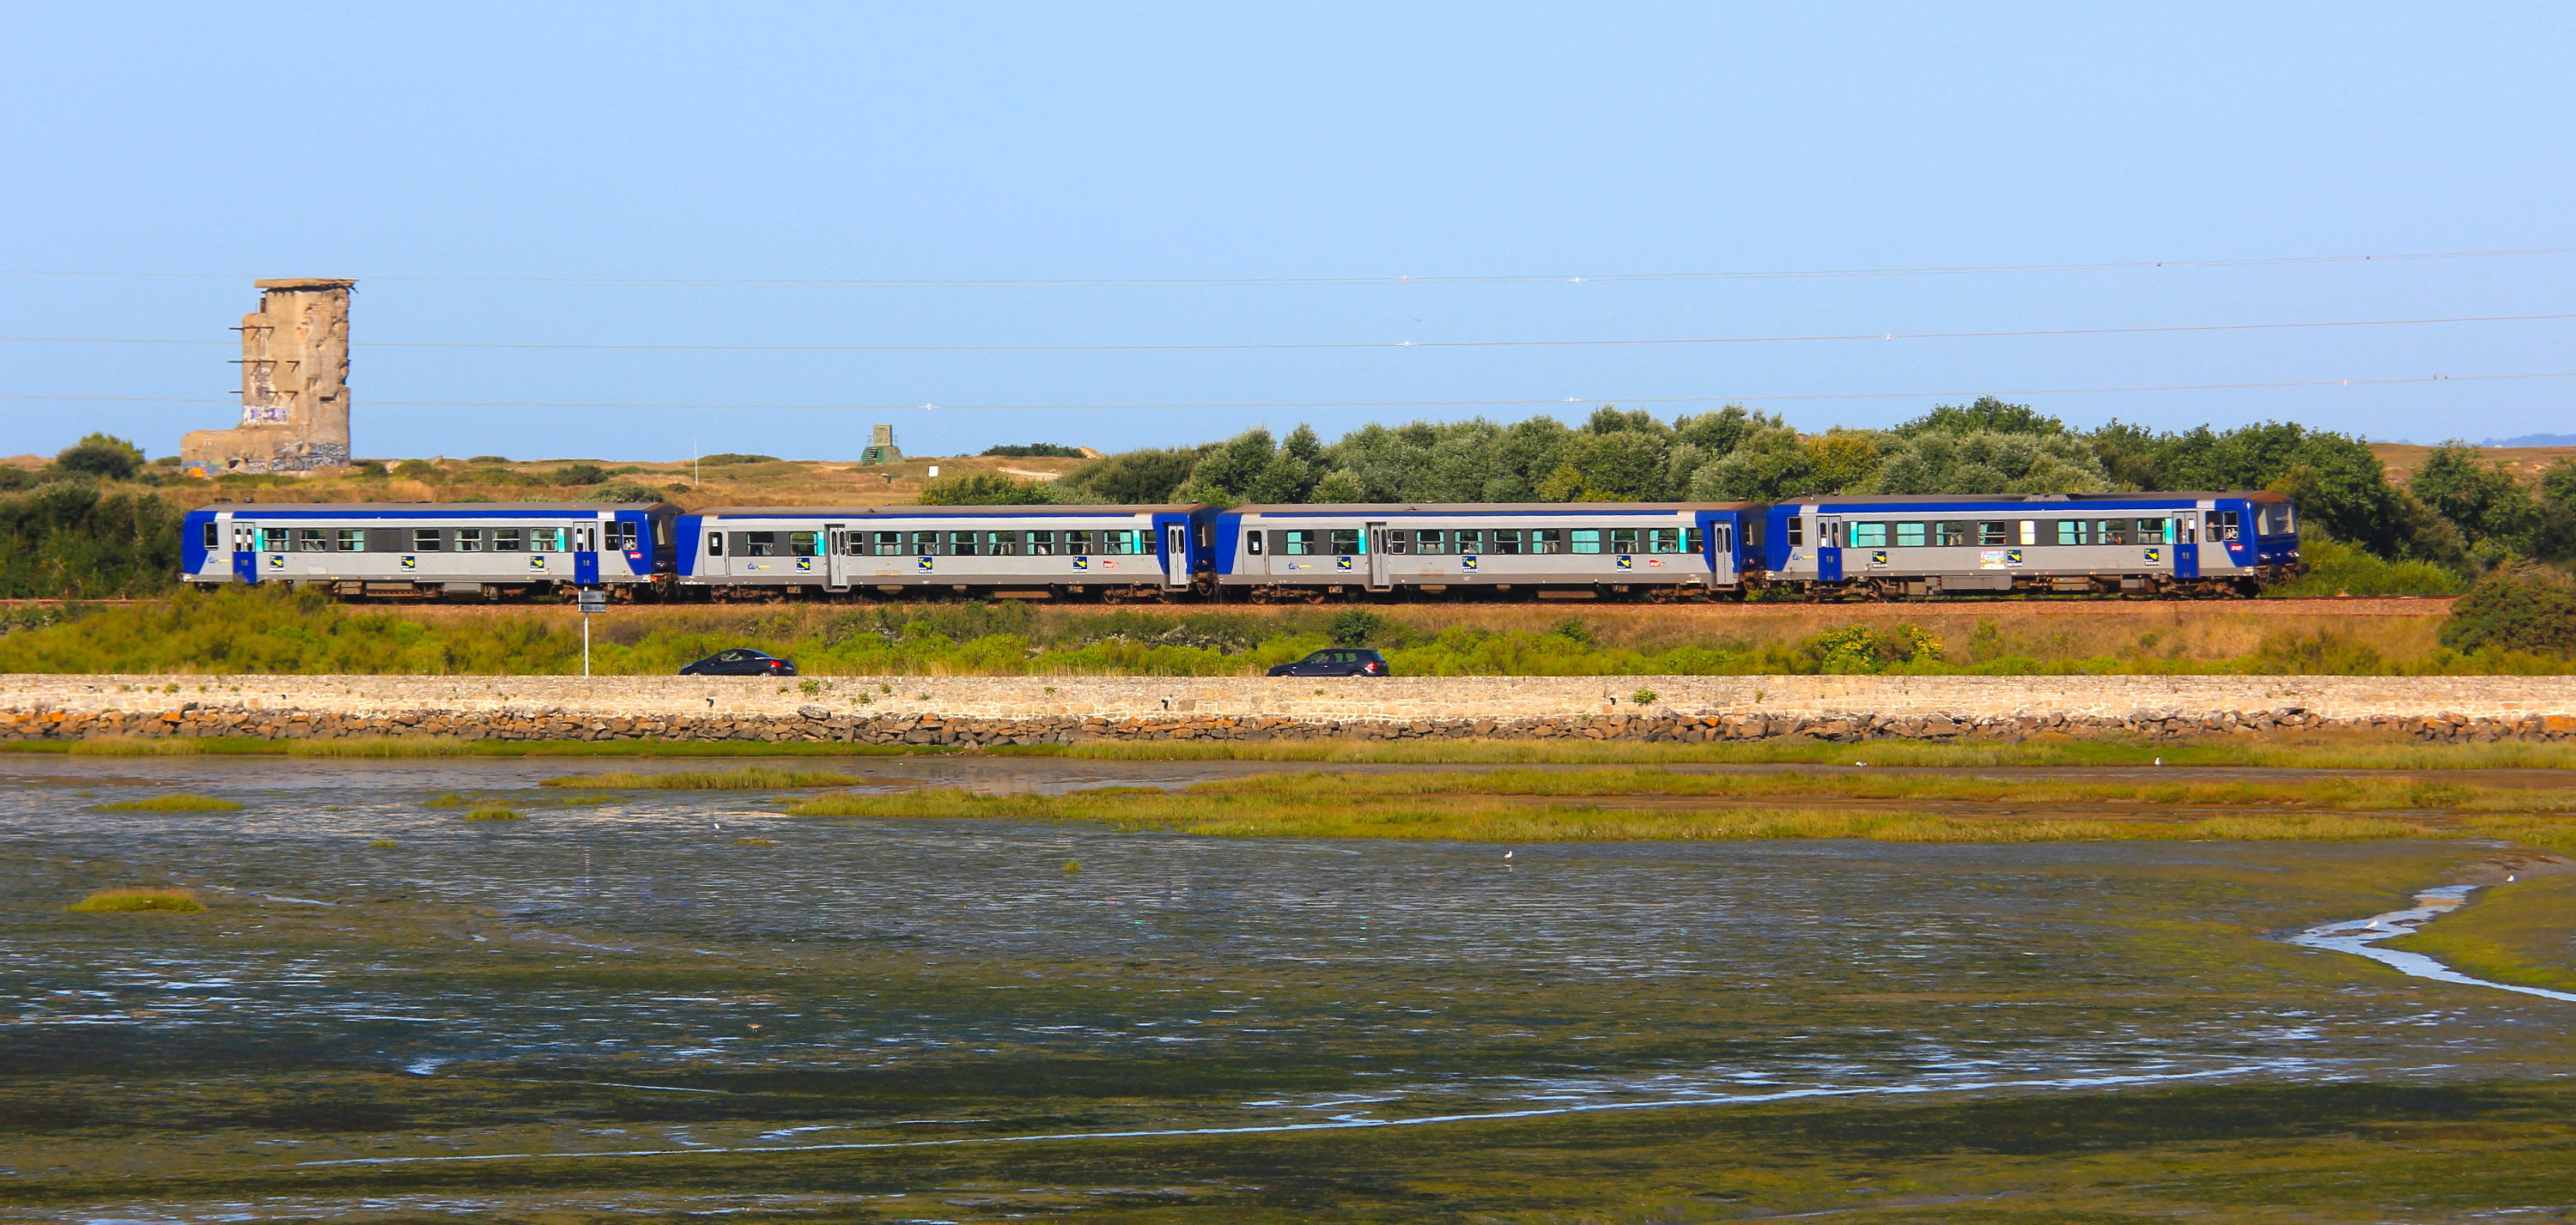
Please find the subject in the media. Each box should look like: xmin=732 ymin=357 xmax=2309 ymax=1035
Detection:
xmin=180 ymin=490 xmax=2301 ymax=603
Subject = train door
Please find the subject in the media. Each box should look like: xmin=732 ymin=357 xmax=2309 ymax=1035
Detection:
xmin=2172 ymin=511 xmax=2200 ymax=579
xmin=825 ymin=523 xmax=852 ymax=588
xmin=1365 ymin=521 xmax=1392 ymax=591
xmin=225 ymin=513 xmax=257 ymax=584
xmin=1815 ymin=516 xmax=1844 ymax=582
xmin=1163 ymin=522 xmax=1191 ymax=589
xmin=574 ymin=524 xmax=601 ymax=585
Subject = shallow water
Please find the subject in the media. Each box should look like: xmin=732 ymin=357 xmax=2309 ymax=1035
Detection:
xmin=3 ymin=757 xmax=2569 ymax=1218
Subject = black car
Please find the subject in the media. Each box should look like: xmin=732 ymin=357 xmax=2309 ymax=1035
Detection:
xmin=1267 ymin=647 xmax=1389 ymax=677
xmin=678 ymin=648 xmax=798 ymax=676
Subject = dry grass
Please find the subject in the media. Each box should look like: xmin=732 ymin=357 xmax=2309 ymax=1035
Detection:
xmin=541 ymin=767 xmax=865 ymax=790
xmin=163 ymin=452 xmax=1084 ymax=513
xmin=66 ymin=887 xmax=205 ymax=913
xmin=90 ymin=792 xmax=243 ymax=812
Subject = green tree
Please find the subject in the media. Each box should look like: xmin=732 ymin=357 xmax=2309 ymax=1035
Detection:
xmin=1868 ymin=429 xmax=2109 ymax=494
xmin=2411 ymin=443 xmax=2542 ymax=559
xmin=1054 ymin=445 xmax=1212 ymax=503
xmin=0 ymin=479 xmax=180 ymax=597
xmin=53 ymin=433 xmax=146 ymax=482
xmin=1891 ymin=397 xmax=2066 ymax=437
xmin=2439 ymin=564 xmax=2576 ymax=657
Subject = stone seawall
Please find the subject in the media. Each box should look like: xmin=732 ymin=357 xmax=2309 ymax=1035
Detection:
xmin=4 ymin=674 xmax=2573 ymax=746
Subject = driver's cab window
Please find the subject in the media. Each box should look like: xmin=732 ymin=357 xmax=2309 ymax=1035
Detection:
xmin=707 ymin=532 xmax=726 ymax=556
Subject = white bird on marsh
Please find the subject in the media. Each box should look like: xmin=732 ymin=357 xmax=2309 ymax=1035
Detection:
xmin=1504 ymin=850 xmax=1515 ymax=859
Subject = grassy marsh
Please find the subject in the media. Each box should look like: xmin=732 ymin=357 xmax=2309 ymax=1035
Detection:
xmin=462 ymin=806 xmax=524 ymax=822
xmin=88 ymin=791 xmax=242 ymax=812
xmin=2390 ymin=872 xmax=2576 ymax=992
xmin=64 ymin=886 xmax=205 ymax=913
xmin=541 ymin=767 xmax=866 ymax=790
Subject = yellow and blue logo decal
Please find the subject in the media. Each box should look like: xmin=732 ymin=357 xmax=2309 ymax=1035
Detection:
xmin=1461 ymin=555 xmax=1479 ymax=571
xmin=796 ymin=557 xmax=813 ymax=572
xmin=1336 ymin=556 xmax=1354 ymax=571
xmin=2142 ymin=547 xmax=2161 ymax=563
xmin=1870 ymin=550 xmax=1887 ymax=567
xmin=399 ymin=555 xmax=417 ymax=570
xmin=1616 ymin=555 xmax=1634 ymax=570
xmin=2006 ymin=549 xmax=2023 ymax=565
xmin=528 ymin=555 xmax=547 ymax=570
xmin=1072 ymin=555 xmax=1089 ymax=571
xmin=917 ymin=556 xmax=935 ymax=572
xmin=265 ymin=554 xmax=285 ymax=569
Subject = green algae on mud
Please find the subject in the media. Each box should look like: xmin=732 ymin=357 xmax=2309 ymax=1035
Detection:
xmin=540 ymin=767 xmax=866 ymax=790
xmin=88 ymin=791 xmax=242 ymax=812
xmin=1062 ymin=731 xmax=2576 ymax=771
xmin=2389 ymin=872 xmax=2576 ymax=993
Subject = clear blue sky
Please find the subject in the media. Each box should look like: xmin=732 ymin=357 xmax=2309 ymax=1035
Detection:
xmin=3 ymin=4 xmax=2570 ymax=462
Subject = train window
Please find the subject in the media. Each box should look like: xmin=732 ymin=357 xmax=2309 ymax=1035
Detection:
xmin=1647 ymin=528 xmax=1680 ymax=553
xmin=869 ymin=531 xmax=901 ymax=555
xmin=1784 ymin=518 xmax=1804 ymax=549
xmin=744 ymin=531 xmax=778 ymax=557
xmin=1492 ymin=529 xmax=1523 ymax=555
xmin=1282 ymin=530 xmax=1315 ymax=555
xmin=1978 ymin=521 xmax=2010 ymax=546
xmin=987 ymin=531 xmax=1020 ymax=556
xmin=2095 ymin=520 xmax=2129 ymax=546
xmin=1328 ymin=528 xmax=1363 ymax=555
xmin=906 ymin=530 xmax=940 ymax=555
xmin=1532 ymin=529 xmax=1565 ymax=555
xmin=1244 ymin=531 xmax=1264 ymax=555
xmin=295 ymin=529 xmax=325 ymax=552
xmin=202 ymin=522 xmax=220 ymax=549
xmin=789 ymin=531 xmax=821 ymax=557
xmin=943 ymin=531 xmax=975 ymax=556
xmin=1062 ymin=530 xmax=1093 ymax=555
xmin=412 ymin=528 xmax=444 ymax=551
xmin=654 ymin=519 xmax=671 ymax=546
xmin=1934 ymin=522 xmax=1969 ymax=547
xmin=1894 ymin=522 xmax=1925 ymax=547
xmin=1454 ymin=529 xmax=1484 ymax=555
xmin=2208 ymin=511 xmax=2241 ymax=541
xmin=334 ymin=529 xmax=365 ymax=552
xmin=2136 ymin=519 xmax=2171 ymax=544
xmin=2053 ymin=520 xmax=2089 ymax=546
xmin=2019 ymin=520 xmax=2038 ymax=546
xmin=530 ymin=527 xmax=567 ymax=552
xmin=1698 ymin=526 xmax=1717 ymax=555
xmin=1111 ymin=529 xmax=1144 ymax=554
xmin=1028 ymin=531 xmax=1055 ymax=555
xmin=1570 ymin=530 xmax=1601 ymax=555
xmin=495 ymin=528 xmax=523 ymax=551
xmin=706 ymin=532 xmax=725 ymax=557
xmin=1610 ymin=528 xmax=1641 ymax=553
xmin=1848 ymin=522 xmax=1888 ymax=548
xmin=1380 ymin=530 xmax=1408 ymax=555
xmin=1413 ymin=529 xmax=1446 ymax=554
xmin=2262 ymin=503 xmax=2293 ymax=535
xmin=453 ymin=529 xmax=484 ymax=553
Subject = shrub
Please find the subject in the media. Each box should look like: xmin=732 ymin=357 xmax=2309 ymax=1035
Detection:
xmin=585 ymin=481 xmax=663 ymax=502
xmin=93 ymin=792 xmax=242 ymax=811
xmin=467 ymin=455 xmax=511 ymax=464
xmin=554 ymin=463 xmax=610 ymax=485
xmin=1327 ymin=609 xmax=1389 ymax=646
xmin=1631 ymin=688 xmax=1659 ymax=706
xmin=2441 ymin=565 xmax=2576 ymax=658
xmin=67 ymin=887 xmax=204 ymax=913
xmin=464 ymin=806 xmax=524 ymax=821
xmin=391 ymin=460 xmax=438 ymax=479
xmin=54 ymin=434 xmax=146 ymax=481
xmin=981 ymin=444 xmax=1085 ymax=458
xmin=919 ymin=472 xmax=1058 ymax=505
xmin=0 ymin=479 xmax=182 ymax=598
xmin=698 ymin=452 xmax=778 ymax=465
xmin=2268 ymin=534 xmax=2465 ymax=597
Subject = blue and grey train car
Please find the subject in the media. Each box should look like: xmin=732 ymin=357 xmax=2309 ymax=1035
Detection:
xmin=180 ymin=502 xmax=678 ymax=597
xmin=675 ymin=505 xmax=1220 ymax=597
xmin=1758 ymin=491 xmax=2300 ymax=597
xmin=1212 ymin=503 xmax=1755 ymax=599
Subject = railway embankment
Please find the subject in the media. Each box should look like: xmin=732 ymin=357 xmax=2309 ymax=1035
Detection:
xmin=3 ymin=674 xmax=2571 ymax=746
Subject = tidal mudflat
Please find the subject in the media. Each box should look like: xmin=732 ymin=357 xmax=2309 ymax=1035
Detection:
xmin=7 ymin=755 xmax=2576 ymax=1222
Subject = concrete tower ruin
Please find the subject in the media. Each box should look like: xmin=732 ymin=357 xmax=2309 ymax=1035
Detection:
xmin=180 ymin=278 xmax=355 ymax=474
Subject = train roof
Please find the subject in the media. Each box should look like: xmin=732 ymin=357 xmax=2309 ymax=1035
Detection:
xmin=189 ymin=501 xmax=680 ymax=513
xmin=689 ymin=504 xmax=1206 ymax=516
xmin=1776 ymin=491 xmax=2288 ymax=506
xmin=1226 ymin=501 xmax=1759 ymax=514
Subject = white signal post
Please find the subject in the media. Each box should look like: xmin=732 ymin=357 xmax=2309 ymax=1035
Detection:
xmin=576 ymin=589 xmax=607 ymax=676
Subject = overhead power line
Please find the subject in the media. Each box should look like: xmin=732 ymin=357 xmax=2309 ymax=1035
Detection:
xmin=3 ymin=310 xmax=2569 ymax=355
xmin=10 ymin=370 xmax=2568 ymax=413
xmin=1 ymin=246 xmax=2569 ymax=289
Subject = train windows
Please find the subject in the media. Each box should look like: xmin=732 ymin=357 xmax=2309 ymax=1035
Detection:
xmin=1531 ymin=529 xmax=1565 ymax=555
xmin=2208 ymin=511 xmax=2241 ymax=541
xmin=1934 ymin=522 xmax=1969 ymax=547
xmin=1848 ymin=522 xmax=1888 ymax=548
xmin=1060 ymin=530 xmax=1091 ymax=555
xmin=530 ymin=527 xmax=567 ymax=552
xmin=1413 ymin=529 xmax=1446 ymax=554
xmin=332 ymin=529 xmax=363 ymax=552
xmin=2134 ymin=519 xmax=2171 ymax=544
xmin=987 ymin=531 xmax=1020 ymax=556
xmin=295 ymin=529 xmax=326 ymax=552
xmin=607 ymin=523 xmax=640 ymax=552
xmin=744 ymin=531 xmax=779 ymax=557
xmin=1784 ymin=518 xmax=1804 ymax=549
xmin=1380 ymin=530 xmax=1409 ymax=555
xmin=2262 ymin=503 xmax=2293 ymax=535
xmin=453 ymin=529 xmax=484 ymax=552
xmin=493 ymin=527 xmax=519 ymax=552
xmin=1894 ymin=522 xmax=1926 ymax=547
xmin=1281 ymin=530 xmax=1315 ymax=555
xmin=706 ymin=532 xmax=725 ymax=557
xmin=1027 ymin=531 xmax=1055 ymax=555
xmin=1648 ymin=528 xmax=1680 ymax=553
xmin=2096 ymin=520 xmax=2129 ymax=546
xmin=1698 ymin=526 xmax=1717 ymax=555
xmin=945 ymin=531 xmax=976 ymax=556
xmin=1978 ymin=521 xmax=2010 ymax=546
xmin=1571 ymin=530 xmax=1602 ymax=555
xmin=1453 ymin=529 xmax=1484 ymax=555
xmin=903 ymin=530 xmax=938 ymax=555
xmin=789 ymin=531 xmax=821 ymax=557
xmin=1244 ymin=531 xmax=1264 ymax=555
xmin=1328 ymin=528 xmax=1363 ymax=555
xmin=866 ymin=531 xmax=897 ymax=556
xmin=2053 ymin=520 xmax=2088 ymax=546
xmin=412 ymin=528 xmax=445 ymax=551
xmin=2019 ymin=520 xmax=2038 ymax=546
xmin=1093 ymin=529 xmax=1128 ymax=554
xmin=1492 ymin=529 xmax=1523 ymax=555
xmin=201 ymin=521 xmax=220 ymax=549
xmin=1612 ymin=528 xmax=1643 ymax=553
